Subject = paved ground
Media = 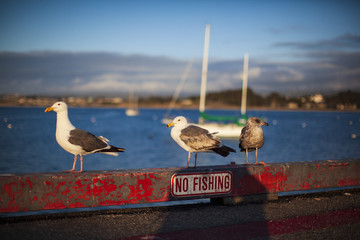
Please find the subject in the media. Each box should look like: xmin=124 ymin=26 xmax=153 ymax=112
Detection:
xmin=1 ymin=189 xmax=360 ymax=240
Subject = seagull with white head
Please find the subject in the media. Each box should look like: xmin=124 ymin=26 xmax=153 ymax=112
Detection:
xmin=45 ymin=101 xmax=125 ymax=172
xmin=167 ymin=116 xmax=236 ymax=168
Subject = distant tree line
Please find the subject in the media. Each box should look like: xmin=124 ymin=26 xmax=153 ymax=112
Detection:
xmin=324 ymin=90 xmax=360 ymax=109
xmin=182 ymin=88 xmax=360 ymax=109
xmin=1 ymin=89 xmax=359 ymax=110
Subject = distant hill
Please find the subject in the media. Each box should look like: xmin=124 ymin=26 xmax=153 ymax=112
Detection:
xmin=1 ymin=89 xmax=359 ymax=110
xmin=325 ymin=90 xmax=360 ymax=109
xmin=196 ymin=88 xmax=265 ymax=107
xmin=186 ymin=88 xmax=360 ymax=110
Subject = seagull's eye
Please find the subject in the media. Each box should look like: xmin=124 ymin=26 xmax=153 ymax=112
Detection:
xmin=57 ymin=103 xmax=60 ymax=106
xmin=178 ymin=119 xmax=180 ymax=121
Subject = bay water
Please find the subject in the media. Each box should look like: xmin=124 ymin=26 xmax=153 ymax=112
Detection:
xmin=1 ymin=107 xmax=359 ymax=174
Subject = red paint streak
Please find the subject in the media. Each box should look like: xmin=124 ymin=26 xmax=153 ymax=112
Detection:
xmin=44 ymin=180 xmax=53 ymax=186
xmin=301 ymin=173 xmax=312 ymax=190
xmin=61 ymin=187 xmax=71 ymax=195
xmin=0 ymin=205 xmax=21 ymax=212
xmin=257 ymin=168 xmax=288 ymax=192
xmin=148 ymin=173 xmax=160 ymax=180
xmin=338 ymin=178 xmax=360 ymax=187
xmin=99 ymin=200 xmax=126 ymax=206
xmin=329 ymin=162 xmax=349 ymax=171
xmin=26 ymin=179 xmax=33 ymax=189
xmin=239 ymin=167 xmax=288 ymax=194
xmin=42 ymin=180 xmax=63 ymax=200
xmin=55 ymin=181 xmax=66 ymax=192
xmin=4 ymin=183 xmax=13 ymax=198
xmin=68 ymin=202 xmax=86 ymax=208
xmin=73 ymin=179 xmax=92 ymax=200
xmin=301 ymin=182 xmax=311 ymax=190
xmin=44 ymin=199 xmax=66 ymax=210
xmin=1 ymin=183 xmax=21 ymax=212
xmin=92 ymin=178 xmax=117 ymax=198
xmin=127 ymin=174 xmax=155 ymax=203
xmin=127 ymin=208 xmax=360 ymax=240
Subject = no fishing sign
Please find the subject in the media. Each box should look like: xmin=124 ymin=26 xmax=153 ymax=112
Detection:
xmin=171 ymin=172 xmax=232 ymax=197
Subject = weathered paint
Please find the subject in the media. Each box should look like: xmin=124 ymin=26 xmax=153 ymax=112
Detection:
xmin=0 ymin=159 xmax=359 ymax=213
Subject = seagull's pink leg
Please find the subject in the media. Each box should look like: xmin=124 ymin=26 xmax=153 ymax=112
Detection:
xmin=246 ymin=149 xmax=249 ymax=164
xmin=186 ymin=152 xmax=191 ymax=168
xmin=75 ymin=155 xmax=83 ymax=173
xmin=63 ymin=155 xmax=77 ymax=172
xmin=255 ymin=148 xmax=258 ymax=164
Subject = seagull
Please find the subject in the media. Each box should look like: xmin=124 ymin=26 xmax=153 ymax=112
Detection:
xmin=239 ymin=117 xmax=269 ymax=164
xmin=45 ymin=101 xmax=125 ymax=172
xmin=167 ymin=116 xmax=236 ymax=168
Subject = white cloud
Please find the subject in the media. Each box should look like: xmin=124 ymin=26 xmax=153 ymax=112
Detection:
xmin=33 ymin=78 xmax=43 ymax=84
xmin=309 ymin=63 xmax=338 ymax=70
xmin=276 ymin=67 xmax=304 ymax=82
xmin=72 ymin=77 xmax=85 ymax=84
xmin=142 ymin=81 xmax=169 ymax=92
xmin=71 ymin=73 xmax=181 ymax=94
xmin=72 ymin=79 xmax=128 ymax=92
xmin=342 ymin=67 xmax=360 ymax=77
xmin=94 ymin=73 xmax=125 ymax=82
xmin=248 ymin=67 xmax=261 ymax=78
xmin=1 ymin=51 xmax=359 ymax=96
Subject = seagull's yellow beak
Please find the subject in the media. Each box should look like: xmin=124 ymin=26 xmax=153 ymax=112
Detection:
xmin=261 ymin=121 xmax=269 ymax=126
xmin=167 ymin=122 xmax=175 ymax=128
xmin=45 ymin=107 xmax=54 ymax=112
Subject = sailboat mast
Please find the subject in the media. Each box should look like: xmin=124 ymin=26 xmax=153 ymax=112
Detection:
xmin=241 ymin=53 xmax=249 ymax=116
xmin=165 ymin=58 xmax=194 ymax=118
xmin=128 ymin=86 xmax=134 ymax=109
xmin=199 ymin=24 xmax=210 ymax=123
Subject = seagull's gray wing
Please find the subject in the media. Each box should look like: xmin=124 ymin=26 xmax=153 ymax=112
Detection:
xmin=68 ymin=129 xmax=109 ymax=152
xmin=239 ymin=126 xmax=247 ymax=142
xmin=239 ymin=126 xmax=253 ymax=151
xmin=180 ymin=125 xmax=221 ymax=151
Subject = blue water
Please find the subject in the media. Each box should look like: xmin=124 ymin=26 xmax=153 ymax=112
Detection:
xmin=0 ymin=107 xmax=360 ymax=174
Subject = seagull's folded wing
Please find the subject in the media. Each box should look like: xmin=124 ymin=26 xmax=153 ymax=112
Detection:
xmin=180 ymin=125 xmax=221 ymax=151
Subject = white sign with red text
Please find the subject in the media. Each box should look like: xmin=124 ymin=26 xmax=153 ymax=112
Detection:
xmin=171 ymin=172 xmax=232 ymax=197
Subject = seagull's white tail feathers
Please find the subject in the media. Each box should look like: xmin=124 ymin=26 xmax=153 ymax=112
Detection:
xmin=98 ymin=136 xmax=110 ymax=143
xmin=102 ymin=152 xmax=119 ymax=156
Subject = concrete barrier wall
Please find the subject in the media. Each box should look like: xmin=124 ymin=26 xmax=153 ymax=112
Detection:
xmin=1 ymin=159 xmax=359 ymax=213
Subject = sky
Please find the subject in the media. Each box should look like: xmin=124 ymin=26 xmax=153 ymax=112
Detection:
xmin=1 ymin=0 xmax=360 ymax=96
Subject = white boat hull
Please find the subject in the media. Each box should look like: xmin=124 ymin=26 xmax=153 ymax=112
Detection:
xmin=125 ymin=109 xmax=139 ymax=117
xmin=198 ymin=123 xmax=243 ymax=138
